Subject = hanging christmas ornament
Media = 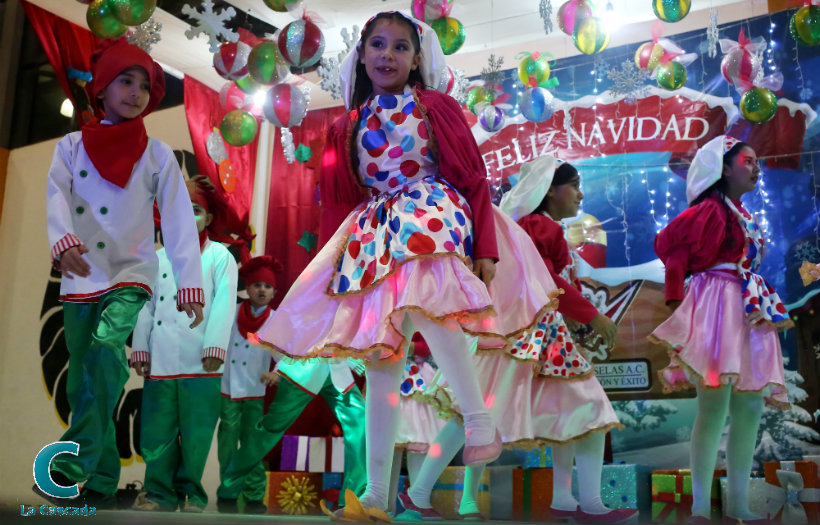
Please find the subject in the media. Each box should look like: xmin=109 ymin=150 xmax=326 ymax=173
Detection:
xmin=516 ymin=52 xmax=558 ymax=89
xmin=478 ymin=105 xmax=505 ymax=133
xmin=719 ymin=29 xmax=782 ymax=93
xmin=248 ymin=40 xmax=290 ymax=85
xmin=436 ymin=65 xmax=455 ymax=94
xmin=213 ymin=41 xmax=252 ymax=81
xmin=740 ymin=87 xmax=778 ymax=123
xmin=280 ymin=127 xmax=296 ymax=163
xmin=539 ymin=0 xmax=555 ymax=36
xmin=181 ymin=0 xmax=239 ymax=53
xmin=218 ymin=159 xmax=236 ymax=193
xmin=635 ymin=42 xmax=664 ymax=71
xmin=411 ymin=0 xmax=454 ymax=23
xmin=235 ymin=74 xmax=261 ymax=95
xmin=127 ymin=16 xmax=162 ymax=52
xmin=87 ymin=0 xmax=128 ymax=39
xmin=430 ymin=17 xmax=466 ymax=55
xmin=655 ymin=61 xmax=686 ymax=90
xmin=263 ymin=0 xmax=302 ymax=13
xmin=108 ymin=0 xmax=156 ymax=26
xmin=448 ymin=67 xmax=469 ymax=105
xmin=220 ymin=82 xmax=253 ymax=111
xmin=220 ymin=109 xmax=258 ymax=146
xmin=278 ymin=18 xmax=325 ymax=68
xmin=605 ymin=60 xmax=651 ymax=103
xmin=573 ymin=17 xmax=610 ymax=55
xmin=520 ymin=87 xmax=556 ymax=123
xmin=207 ymin=128 xmax=228 ymax=164
xmin=706 ymin=8 xmax=719 ymax=58
xmin=557 ymin=0 xmax=593 ymax=36
xmin=263 ymin=83 xmax=308 ymax=128
xmin=652 ymin=0 xmax=691 ymax=23
xmin=790 ymin=4 xmax=820 ymax=47
xmin=465 ymin=86 xmax=496 ymax=115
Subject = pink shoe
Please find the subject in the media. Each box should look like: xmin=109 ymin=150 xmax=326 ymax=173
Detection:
xmin=395 ymin=493 xmax=443 ymax=521
xmin=550 ymin=507 xmax=579 ymax=520
xmin=462 ymin=429 xmax=502 ymax=466
xmin=574 ymin=508 xmax=639 ymax=524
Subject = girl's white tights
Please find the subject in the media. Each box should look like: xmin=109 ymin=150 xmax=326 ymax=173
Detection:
xmin=551 ymin=432 xmax=609 ymax=514
xmin=690 ymin=384 xmax=763 ymax=520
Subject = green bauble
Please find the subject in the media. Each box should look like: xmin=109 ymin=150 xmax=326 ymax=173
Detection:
xmin=465 ymin=87 xmax=496 ymax=115
xmin=108 ymin=0 xmax=156 ymax=26
xmin=221 ymin=110 xmax=258 ymax=147
xmin=656 ymin=61 xmax=687 ymax=90
xmin=740 ymin=87 xmax=778 ymax=124
xmin=430 ymin=17 xmax=466 ymax=55
xmin=790 ymin=5 xmax=820 ymax=47
xmin=87 ymin=0 xmax=128 ymax=39
xmin=652 ymin=0 xmax=691 ymax=23
xmin=248 ymin=41 xmax=289 ymax=85
xmin=235 ymin=74 xmax=261 ymax=95
xmin=263 ymin=0 xmax=301 ymax=12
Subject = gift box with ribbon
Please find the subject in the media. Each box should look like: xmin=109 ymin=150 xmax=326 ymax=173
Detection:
xmin=523 ymin=446 xmax=553 ymax=468
xmin=264 ymin=471 xmax=324 ymax=515
xmin=512 ymin=468 xmax=553 ymax=521
xmin=763 ymin=460 xmax=820 ymax=524
xmin=573 ymin=464 xmax=649 ymax=517
xmin=719 ymin=477 xmax=768 ymax=519
xmin=280 ymin=435 xmax=344 ymax=472
xmin=431 ymin=466 xmax=491 ymax=520
xmin=321 ymin=472 xmax=343 ymax=510
xmin=651 ymin=469 xmax=725 ymax=522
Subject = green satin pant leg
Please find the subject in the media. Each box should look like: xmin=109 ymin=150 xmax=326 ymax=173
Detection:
xmin=320 ymin=382 xmax=367 ymax=503
xmin=217 ymin=397 xmax=242 ymax=485
xmin=140 ymin=379 xmax=183 ymax=510
xmin=217 ymin=397 xmax=267 ymax=501
xmin=173 ymin=376 xmax=222 ymax=509
xmin=217 ymin=378 xmax=312 ymax=500
xmin=53 ymin=287 xmax=149 ymax=494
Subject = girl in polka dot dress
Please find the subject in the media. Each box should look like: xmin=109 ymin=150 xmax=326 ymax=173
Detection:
xmin=254 ymin=11 xmax=559 ymax=521
xmin=499 ymin=156 xmax=631 ymax=524
xmin=650 ymin=136 xmax=792 ymax=524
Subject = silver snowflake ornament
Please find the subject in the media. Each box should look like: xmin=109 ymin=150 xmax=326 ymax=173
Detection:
xmin=793 ymin=240 xmax=820 ymax=263
xmin=182 ymin=0 xmax=239 ymax=53
xmin=449 ymin=67 xmax=469 ymax=105
xmin=338 ymin=25 xmax=361 ymax=63
xmin=707 ymin=8 xmax=719 ymax=58
xmin=539 ymin=0 xmax=554 ymax=36
xmin=281 ymin=127 xmax=296 ymax=164
xmin=127 ymin=17 xmax=162 ymax=53
xmin=605 ymin=60 xmax=650 ymax=104
xmin=317 ymin=57 xmax=342 ymax=100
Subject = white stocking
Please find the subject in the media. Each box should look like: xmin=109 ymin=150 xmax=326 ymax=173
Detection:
xmin=551 ymin=442 xmax=579 ymax=511
xmin=576 ymin=432 xmax=609 ymax=514
xmin=725 ymin=391 xmax=764 ymax=521
xmin=458 ymin=464 xmax=485 ymax=515
xmin=406 ymin=419 xmax=465 ymax=508
xmin=406 ymin=451 xmax=426 ymax=485
xmin=387 ymin=449 xmax=404 ymax=514
xmin=690 ymin=384 xmax=731 ymax=518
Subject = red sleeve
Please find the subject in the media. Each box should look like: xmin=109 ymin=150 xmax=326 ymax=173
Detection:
xmin=317 ymin=115 xmax=369 ymax=249
xmin=518 ymin=215 xmax=599 ymax=324
xmin=655 ymin=196 xmax=743 ymax=303
xmin=418 ymin=89 xmax=498 ymax=262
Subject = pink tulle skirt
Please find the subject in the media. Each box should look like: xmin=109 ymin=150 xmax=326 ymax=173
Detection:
xmin=530 ymin=372 xmax=622 ymax=443
xmin=649 ymin=270 xmax=788 ymax=409
xmin=396 ymin=362 xmax=447 ymax=452
xmin=255 ymin=207 xmax=558 ymax=360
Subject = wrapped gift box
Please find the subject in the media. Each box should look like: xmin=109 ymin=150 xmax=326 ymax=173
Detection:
xmin=321 ymin=472 xmax=342 ymax=510
xmin=487 ymin=466 xmax=514 ymax=520
xmin=430 ymin=466 xmax=491 ymax=520
xmin=280 ymin=435 xmax=344 ymax=472
xmin=264 ymin=471 xmax=324 ymax=516
xmin=719 ymin=477 xmax=768 ymax=519
xmin=651 ymin=469 xmax=725 ymax=523
xmin=512 ymin=468 xmax=553 ymax=521
xmin=523 ymin=446 xmax=553 ymax=468
xmin=573 ymin=464 xmax=650 ymax=517
xmin=763 ymin=460 xmax=820 ymax=524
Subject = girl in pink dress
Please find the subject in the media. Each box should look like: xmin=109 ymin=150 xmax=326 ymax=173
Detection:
xmin=650 ymin=135 xmax=792 ymax=524
xmin=254 ymin=11 xmax=559 ymax=521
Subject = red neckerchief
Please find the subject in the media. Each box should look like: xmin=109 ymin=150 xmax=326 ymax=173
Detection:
xmin=199 ymin=231 xmax=208 ymax=251
xmin=81 ymin=116 xmax=148 ymax=189
xmin=236 ymin=299 xmax=272 ymax=340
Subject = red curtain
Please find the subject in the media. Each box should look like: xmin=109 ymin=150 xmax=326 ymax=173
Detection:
xmin=265 ymin=105 xmax=346 ymax=308
xmin=20 ymin=0 xmax=100 ymax=122
xmin=184 ymin=76 xmax=258 ymax=245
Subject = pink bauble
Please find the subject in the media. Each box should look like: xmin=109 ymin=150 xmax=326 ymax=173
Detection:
xmin=411 ymin=0 xmax=454 ymax=23
xmin=213 ymin=41 xmax=251 ymax=81
xmin=277 ymin=19 xmax=325 ymax=68
xmin=721 ymin=47 xmax=759 ymax=89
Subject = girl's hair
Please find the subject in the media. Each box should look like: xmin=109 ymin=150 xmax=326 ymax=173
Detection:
xmin=350 ymin=12 xmax=425 ymax=110
xmin=533 ymin=162 xmax=579 ymax=215
xmin=689 ymin=140 xmax=751 ymax=248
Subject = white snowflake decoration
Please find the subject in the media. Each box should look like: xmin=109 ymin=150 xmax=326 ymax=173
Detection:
xmin=181 ymin=0 xmax=238 ymax=53
xmin=793 ymin=240 xmax=820 ymax=262
xmin=127 ymin=17 xmax=162 ymax=53
xmin=604 ymin=60 xmax=650 ymax=104
xmin=707 ymin=8 xmax=719 ymax=58
xmin=317 ymin=57 xmax=342 ymax=100
xmin=338 ymin=25 xmax=360 ymax=63
xmin=281 ymin=127 xmax=296 ymax=164
xmin=449 ymin=67 xmax=469 ymax=105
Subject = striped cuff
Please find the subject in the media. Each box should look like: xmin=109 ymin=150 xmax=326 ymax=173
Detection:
xmin=202 ymin=347 xmax=226 ymax=361
xmin=51 ymin=233 xmax=83 ymax=261
xmin=130 ymin=350 xmax=150 ymax=366
xmin=176 ymin=288 xmax=205 ymax=309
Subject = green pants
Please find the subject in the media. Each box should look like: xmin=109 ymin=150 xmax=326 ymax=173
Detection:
xmin=140 ymin=376 xmax=221 ymax=510
xmin=52 ymin=287 xmax=149 ymax=495
xmin=217 ymin=397 xmax=267 ymax=502
xmin=216 ymin=376 xmax=367 ymax=505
